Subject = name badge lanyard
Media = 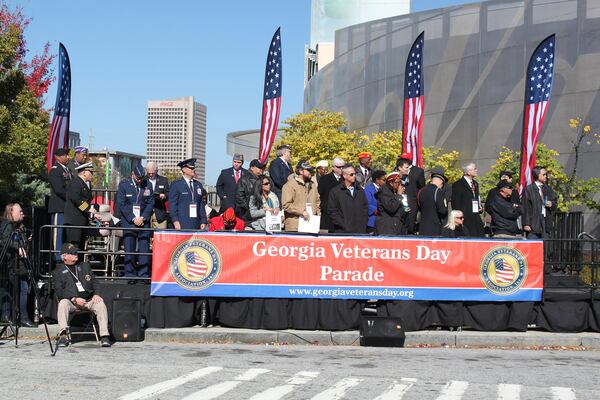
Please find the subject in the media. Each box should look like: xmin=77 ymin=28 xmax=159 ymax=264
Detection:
xmin=66 ymin=266 xmax=86 ymax=293
xmin=133 ymin=179 xmax=142 ymax=218
xmin=189 ymin=180 xmax=198 ymax=218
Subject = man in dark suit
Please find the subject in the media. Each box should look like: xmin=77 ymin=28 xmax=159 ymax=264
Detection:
xmin=418 ymin=167 xmax=448 ymax=236
xmin=327 ymin=165 xmax=369 ymax=234
xmin=318 ymin=157 xmax=345 ymax=232
xmin=522 ymin=166 xmax=558 ymax=239
xmin=451 ymin=162 xmax=485 ymax=237
xmin=53 ymin=243 xmax=111 ymax=347
xmin=268 ymin=144 xmax=293 ymax=203
xmin=168 ymin=158 xmax=207 ymax=230
xmin=146 ymin=161 xmax=170 ymax=229
xmin=117 ymin=163 xmax=154 ymax=277
xmin=67 ymin=146 xmax=88 ymax=176
xmin=354 ymin=152 xmax=372 ymax=189
xmin=395 ymin=152 xmax=425 ymax=234
xmin=216 ymin=153 xmax=246 ymax=212
xmin=48 ymin=148 xmax=73 ymax=262
xmin=64 ymin=162 xmax=100 ymax=250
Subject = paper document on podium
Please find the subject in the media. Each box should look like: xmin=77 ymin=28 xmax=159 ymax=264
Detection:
xmin=298 ymin=215 xmax=320 ymax=234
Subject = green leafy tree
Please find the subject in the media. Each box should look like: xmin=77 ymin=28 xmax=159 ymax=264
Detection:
xmin=0 ymin=6 xmax=55 ymax=209
xmin=480 ymin=141 xmax=600 ymax=212
xmin=272 ymin=110 xmax=462 ymax=177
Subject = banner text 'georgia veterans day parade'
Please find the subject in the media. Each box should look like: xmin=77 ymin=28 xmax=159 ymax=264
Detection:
xmin=150 ymin=232 xmax=543 ymax=302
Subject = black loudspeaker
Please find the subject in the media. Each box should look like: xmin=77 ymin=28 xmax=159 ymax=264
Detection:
xmin=112 ymin=298 xmax=142 ymax=341
xmin=359 ymin=316 xmax=405 ymax=347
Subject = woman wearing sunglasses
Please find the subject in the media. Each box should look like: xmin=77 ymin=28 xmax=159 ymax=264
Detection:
xmin=249 ymin=175 xmax=282 ymax=230
xmin=441 ymin=210 xmax=470 ymax=238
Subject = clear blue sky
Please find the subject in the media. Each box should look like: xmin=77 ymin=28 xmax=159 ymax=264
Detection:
xmin=16 ymin=0 xmax=470 ymax=184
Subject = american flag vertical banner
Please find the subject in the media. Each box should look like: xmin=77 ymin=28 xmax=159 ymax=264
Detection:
xmin=258 ymin=28 xmax=282 ymax=164
xmin=46 ymin=43 xmax=71 ymax=172
xmin=402 ymin=31 xmax=425 ymax=168
xmin=518 ymin=35 xmax=555 ymax=195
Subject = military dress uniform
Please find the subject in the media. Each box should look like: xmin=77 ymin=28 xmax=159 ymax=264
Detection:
xmin=64 ymin=174 xmax=93 ymax=250
xmin=117 ymin=176 xmax=154 ymax=277
xmin=169 ymin=177 xmax=207 ymax=230
xmin=48 ymin=154 xmax=73 ymax=261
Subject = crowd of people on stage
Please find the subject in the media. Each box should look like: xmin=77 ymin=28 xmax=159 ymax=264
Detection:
xmin=41 ymin=144 xmax=558 ymax=280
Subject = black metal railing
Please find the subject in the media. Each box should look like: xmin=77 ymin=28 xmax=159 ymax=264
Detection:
xmin=544 ymin=237 xmax=600 ymax=287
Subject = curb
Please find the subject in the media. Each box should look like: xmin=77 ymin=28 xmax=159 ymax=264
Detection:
xmin=13 ymin=325 xmax=600 ymax=349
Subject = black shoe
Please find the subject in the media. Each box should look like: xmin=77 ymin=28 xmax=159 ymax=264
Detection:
xmin=100 ymin=336 xmax=112 ymax=347
xmin=57 ymin=335 xmax=69 ymax=347
xmin=20 ymin=320 xmax=36 ymax=328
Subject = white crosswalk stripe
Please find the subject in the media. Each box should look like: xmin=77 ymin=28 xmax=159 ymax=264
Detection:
xmin=310 ymin=377 xmax=362 ymax=400
xmin=436 ymin=380 xmax=470 ymax=400
xmin=119 ymin=366 xmax=583 ymax=400
xmin=373 ymin=377 xmax=418 ymax=400
xmin=498 ymin=383 xmax=522 ymax=400
xmin=181 ymin=368 xmax=270 ymax=400
xmin=119 ymin=366 xmax=222 ymax=400
xmin=248 ymin=371 xmax=320 ymax=400
xmin=551 ymin=386 xmax=577 ymax=400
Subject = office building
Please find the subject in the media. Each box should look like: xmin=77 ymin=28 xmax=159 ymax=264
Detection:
xmin=146 ymin=96 xmax=207 ymax=182
xmin=304 ymin=0 xmax=600 ymax=234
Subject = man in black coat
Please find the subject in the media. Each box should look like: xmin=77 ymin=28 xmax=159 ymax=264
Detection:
xmin=268 ymin=145 xmax=293 ymax=203
xmin=489 ymin=181 xmax=522 ymax=238
xmin=395 ymin=152 xmax=425 ymax=234
xmin=216 ymin=153 xmax=246 ymax=212
xmin=327 ymin=165 xmax=369 ymax=234
xmin=64 ymin=162 xmax=101 ymax=250
xmin=318 ymin=157 xmax=345 ymax=232
xmin=146 ymin=161 xmax=170 ymax=229
xmin=485 ymin=170 xmax=520 ymax=214
xmin=52 ymin=243 xmax=110 ymax=347
xmin=451 ymin=162 xmax=485 ymax=237
xmin=235 ymin=159 xmax=266 ymax=224
xmin=418 ymin=167 xmax=448 ymax=236
xmin=48 ymin=148 xmax=73 ymax=262
xmin=522 ymin=166 xmax=558 ymax=239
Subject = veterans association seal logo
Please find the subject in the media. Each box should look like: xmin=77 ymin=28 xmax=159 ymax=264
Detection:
xmin=480 ymin=246 xmax=527 ymax=295
xmin=169 ymin=238 xmax=221 ymax=290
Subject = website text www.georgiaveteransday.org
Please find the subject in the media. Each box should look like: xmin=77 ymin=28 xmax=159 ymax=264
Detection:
xmin=288 ymin=287 xmax=415 ymax=299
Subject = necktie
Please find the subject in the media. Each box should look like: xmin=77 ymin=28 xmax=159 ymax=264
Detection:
xmin=235 ymin=170 xmax=240 ymax=183
xmin=349 ymin=187 xmax=354 ymax=197
xmin=189 ymin=180 xmax=195 ymax=201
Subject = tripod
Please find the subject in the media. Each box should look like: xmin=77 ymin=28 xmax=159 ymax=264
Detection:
xmin=0 ymin=223 xmax=54 ymax=354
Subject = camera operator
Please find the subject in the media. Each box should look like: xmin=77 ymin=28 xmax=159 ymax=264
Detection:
xmin=52 ymin=242 xmax=111 ymax=347
xmin=0 ymin=203 xmax=34 ymax=327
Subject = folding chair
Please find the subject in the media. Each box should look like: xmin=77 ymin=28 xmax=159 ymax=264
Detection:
xmin=67 ymin=308 xmax=100 ymax=343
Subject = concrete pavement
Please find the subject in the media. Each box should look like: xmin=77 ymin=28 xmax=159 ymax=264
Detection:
xmin=8 ymin=324 xmax=600 ymax=349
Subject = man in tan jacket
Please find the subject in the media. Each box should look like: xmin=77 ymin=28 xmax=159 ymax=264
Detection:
xmin=282 ymin=160 xmax=321 ymax=232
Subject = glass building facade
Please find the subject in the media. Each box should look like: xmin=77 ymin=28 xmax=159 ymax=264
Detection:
xmin=304 ymin=0 xmax=600 ymax=233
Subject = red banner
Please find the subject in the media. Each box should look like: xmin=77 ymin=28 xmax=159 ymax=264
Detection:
xmin=151 ymin=232 xmax=543 ymax=301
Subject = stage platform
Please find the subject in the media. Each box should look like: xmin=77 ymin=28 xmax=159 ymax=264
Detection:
xmin=41 ymin=277 xmax=600 ymax=333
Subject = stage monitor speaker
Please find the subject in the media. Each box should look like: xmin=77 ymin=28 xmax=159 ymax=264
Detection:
xmin=359 ymin=316 xmax=405 ymax=347
xmin=112 ymin=298 xmax=142 ymax=341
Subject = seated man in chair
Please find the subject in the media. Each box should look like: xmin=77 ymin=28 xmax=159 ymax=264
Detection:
xmin=52 ymin=243 xmax=111 ymax=347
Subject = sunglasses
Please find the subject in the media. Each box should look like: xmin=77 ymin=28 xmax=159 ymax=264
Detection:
xmin=262 ymin=182 xmax=270 ymax=186
xmin=347 ymin=173 xmax=355 ymax=176
xmin=333 ymin=165 xmax=343 ymax=169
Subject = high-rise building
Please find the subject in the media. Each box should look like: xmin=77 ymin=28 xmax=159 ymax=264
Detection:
xmin=305 ymin=0 xmax=411 ymax=85
xmin=146 ymin=96 xmax=207 ymax=182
